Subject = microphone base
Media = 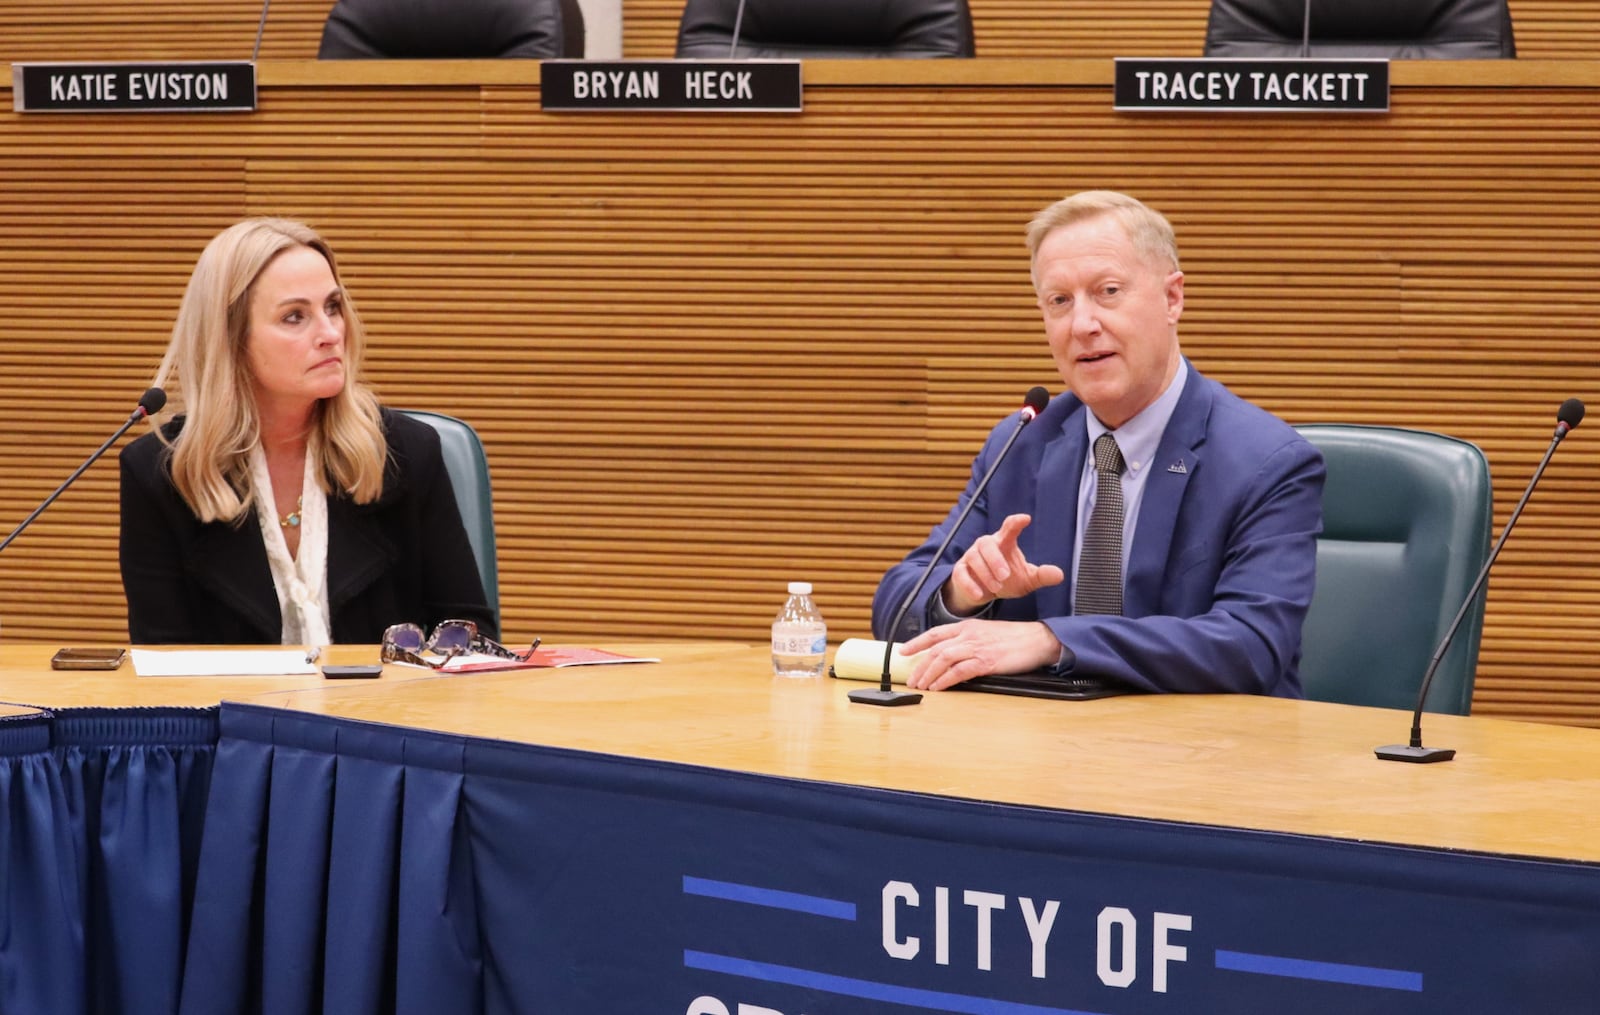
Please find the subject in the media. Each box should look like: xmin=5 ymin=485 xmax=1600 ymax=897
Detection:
xmin=1374 ymin=743 xmax=1456 ymax=763
xmin=848 ymin=687 xmax=924 ymax=707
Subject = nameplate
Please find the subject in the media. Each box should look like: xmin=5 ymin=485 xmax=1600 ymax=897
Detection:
xmin=1114 ymin=58 xmax=1389 ymax=113
xmin=13 ymin=61 xmax=257 ymax=113
xmin=541 ymin=60 xmax=802 ymax=112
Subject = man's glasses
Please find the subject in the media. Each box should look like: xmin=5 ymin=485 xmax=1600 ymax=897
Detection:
xmin=381 ymin=620 xmax=539 ymax=669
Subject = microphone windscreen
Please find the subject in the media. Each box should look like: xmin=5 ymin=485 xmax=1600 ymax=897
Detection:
xmin=1023 ymin=386 xmax=1050 ymax=415
xmin=138 ymin=387 xmax=168 ymax=415
xmin=1558 ymin=398 xmax=1585 ymax=430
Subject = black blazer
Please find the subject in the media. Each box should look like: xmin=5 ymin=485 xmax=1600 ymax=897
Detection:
xmin=119 ymin=407 xmax=496 ymax=644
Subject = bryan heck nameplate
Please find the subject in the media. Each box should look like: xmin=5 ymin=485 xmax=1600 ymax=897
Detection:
xmin=541 ymin=60 xmax=802 ymax=112
xmin=13 ymin=61 xmax=257 ymax=113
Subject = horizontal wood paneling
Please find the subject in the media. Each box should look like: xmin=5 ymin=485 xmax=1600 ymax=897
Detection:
xmin=0 ymin=61 xmax=1598 ymax=728
xmin=0 ymin=1 xmax=331 ymax=61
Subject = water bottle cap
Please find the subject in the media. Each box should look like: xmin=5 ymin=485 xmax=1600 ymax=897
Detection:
xmin=787 ymin=581 xmax=813 ymax=595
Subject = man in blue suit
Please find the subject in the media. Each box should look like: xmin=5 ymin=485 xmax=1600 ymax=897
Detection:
xmin=873 ymin=191 xmax=1324 ymax=696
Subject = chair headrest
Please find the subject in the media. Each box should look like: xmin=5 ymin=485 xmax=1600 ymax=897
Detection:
xmin=1205 ymin=0 xmax=1515 ymax=58
xmin=320 ymin=0 xmax=580 ymax=59
xmin=677 ymin=0 xmax=975 ymax=59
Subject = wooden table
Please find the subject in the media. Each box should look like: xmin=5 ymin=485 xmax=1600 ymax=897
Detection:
xmin=6 ymin=639 xmax=1598 ymax=1012
xmin=0 ymin=642 xmax=443 ymax=708
xmin=247 ymin=640 xmax=1600 ymax=863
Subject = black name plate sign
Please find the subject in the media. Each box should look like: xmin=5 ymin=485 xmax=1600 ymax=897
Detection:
xmin=541 ymin=60 xmax=802 ymax=112
xmin=1114 ymin=58 xmax=1388 ymax=113
xmin=13 ymin=61 xmax=257 ymax=113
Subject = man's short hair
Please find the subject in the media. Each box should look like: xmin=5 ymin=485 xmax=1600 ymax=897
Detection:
xmin=1026 ymin=191 xmax=1181 ymax=277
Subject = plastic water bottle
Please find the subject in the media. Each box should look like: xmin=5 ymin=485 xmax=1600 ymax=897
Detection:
xmin=772 ymin=581 xmax=827 ymax=678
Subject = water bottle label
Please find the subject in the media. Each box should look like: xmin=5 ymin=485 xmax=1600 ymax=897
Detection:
xmin=773 ymin=633 xmax=825 ymax=655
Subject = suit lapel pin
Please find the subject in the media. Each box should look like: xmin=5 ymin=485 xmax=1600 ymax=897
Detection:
xmin=1167 ymin=460 xmax=1188 ymax=474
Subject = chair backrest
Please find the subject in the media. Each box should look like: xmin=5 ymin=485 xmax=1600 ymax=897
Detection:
xmin=675 ymin=0 xmax=975 ymax=59
xmin=319 ymin=0 xmax=585 ymax=59
xmin=1204 ymin=0 xmax=1515 ymax=58
xmin=401 ymin=410 xmax=500 ymax=626
xmin=1294 ymin=425 xmax=1492 ymax=714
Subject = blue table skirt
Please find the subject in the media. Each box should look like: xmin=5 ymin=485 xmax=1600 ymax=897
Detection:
xmin=0 ymin=706 xmax=215 ymax=1015
xmin=174 ymin=703 xmax=1600 ymax=1015
xmin=7 ymin=699 xmax=1600 ymax=1015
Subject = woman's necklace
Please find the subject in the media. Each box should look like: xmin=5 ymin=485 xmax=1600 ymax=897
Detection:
xmin=279 ymin=496 xmax=303 ymax=529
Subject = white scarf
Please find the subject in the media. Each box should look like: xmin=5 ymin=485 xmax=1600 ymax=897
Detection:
xmin=249 ymin=445 xmax=331 ymax=647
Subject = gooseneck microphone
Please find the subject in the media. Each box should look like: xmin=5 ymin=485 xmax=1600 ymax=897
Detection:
xmin=851 ymin=386 xmax=1052 ymax=707
xmin=1376 ymin=397 xmax=1585 ymax=763
xmin=252 ymin=0 xmax=271 ymax=61
xmin=0 ymin=388 xmax=166 ymax=556
xmin=728 ymin=0 xmax=749 ymax=57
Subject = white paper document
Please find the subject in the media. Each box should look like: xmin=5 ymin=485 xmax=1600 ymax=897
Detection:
xmin=131 ymin=648 xmax=319 ymax=677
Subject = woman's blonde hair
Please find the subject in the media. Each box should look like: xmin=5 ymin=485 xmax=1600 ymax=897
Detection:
xmin=150 ymin=217 xmax=386 ymax=523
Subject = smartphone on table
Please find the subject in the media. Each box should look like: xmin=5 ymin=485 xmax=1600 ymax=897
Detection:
xmin=51 ymin=647 xmax=128 ymax=670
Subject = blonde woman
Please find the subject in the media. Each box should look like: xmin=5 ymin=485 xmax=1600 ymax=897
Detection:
xmin=119 ymin=218 xmax=494 ymax=645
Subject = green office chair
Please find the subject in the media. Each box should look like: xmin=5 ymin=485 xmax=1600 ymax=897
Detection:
xmin=401 ymin=410 xmax=500 ymax=627
xmin=1294 ymin=425 xmax=1492 ymax=714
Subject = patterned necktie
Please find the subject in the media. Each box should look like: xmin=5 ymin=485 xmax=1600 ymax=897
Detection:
xmin=1077 ymin=433 xmax=1126 ymax=616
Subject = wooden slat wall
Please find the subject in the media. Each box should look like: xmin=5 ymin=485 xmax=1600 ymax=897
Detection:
xmin=0 ymin=2 xmax=331 ymax=61
xmin=1 ymin=60 xmax=1599 ymax=727
xmin=0 ymin=2 xmax=1592 ymax=61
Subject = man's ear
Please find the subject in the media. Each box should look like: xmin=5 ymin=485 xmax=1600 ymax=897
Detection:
xmin=1165 ymin=270 xmax=1185 ymax=324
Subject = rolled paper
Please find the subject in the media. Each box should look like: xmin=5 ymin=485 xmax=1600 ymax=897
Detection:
xmin=831 ymin=638 xmax=923 ymax=684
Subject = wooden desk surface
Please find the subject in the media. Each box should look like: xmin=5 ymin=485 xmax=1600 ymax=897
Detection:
xmin=6 ymin=639 xmax=1598 ymax=863
xmin=235 ymin=641 xmax=1600 ymax=866
xmin=0 ymin=643 xmax=431 ymax=709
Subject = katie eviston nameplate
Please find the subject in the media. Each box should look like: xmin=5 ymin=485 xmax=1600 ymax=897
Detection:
xmin=541 ymin=60 xmax=802 ymax=112
xmin=13 ymin=61 xmax=257 ymax=113
xmin=1114 ymin=58 xmax=1389 ymax=113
